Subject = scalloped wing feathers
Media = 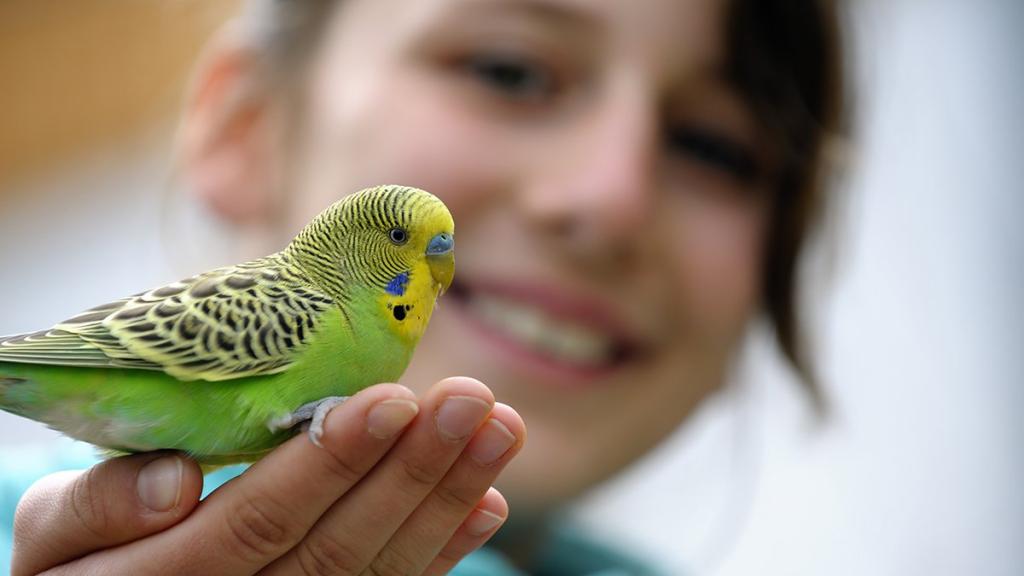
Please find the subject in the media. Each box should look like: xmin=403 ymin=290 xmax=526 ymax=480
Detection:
xmin=0 ymin=255 xmax=334 ymax=381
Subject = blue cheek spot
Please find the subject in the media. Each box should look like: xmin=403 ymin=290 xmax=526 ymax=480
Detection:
xmin=385 ymin=272 xmax=410 ymax=296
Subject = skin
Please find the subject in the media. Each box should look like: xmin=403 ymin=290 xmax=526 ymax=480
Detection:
xmin=14 ymin=0 xmax=773 ymax=572
xmin=284 ymin=0 xmax=770 ymax=511
xmin=13 ymin=378 xmax=525 ymax=575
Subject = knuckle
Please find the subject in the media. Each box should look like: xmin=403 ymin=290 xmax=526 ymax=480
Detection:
xmin=295 ymin=528 xmax=365 ymax=576
xmin=398 ymin=456 xmax=444 ymax=489
xmin=221 ymin=496 xmax=296 ymax=562
xmin=432 ymin=482 xmax=478 ymax=512
xmin=69 ymin=468 xmax=109 ymax=539
xmin=437 ymin=529 xmax=487 ymax=566
xmin=435 ymin=545 xmax=471 ymax=571
xmin=319 ymin=447 xmax=367 ymax=487
xmin=366 ymin=545 xmax=419 ymax=576
xmin=437 ymin=545 xmax=467 ymax=563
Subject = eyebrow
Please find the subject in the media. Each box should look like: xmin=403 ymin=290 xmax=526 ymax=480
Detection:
xmin=442 ymin=0 xmax=602 ymax=32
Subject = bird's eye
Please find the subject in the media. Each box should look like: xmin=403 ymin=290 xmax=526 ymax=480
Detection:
xmin=388 ymin=228 xmax=409 ymax=245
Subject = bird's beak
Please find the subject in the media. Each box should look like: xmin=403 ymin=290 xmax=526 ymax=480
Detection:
xmin=426 ymin=232 xmax=454 ymax=294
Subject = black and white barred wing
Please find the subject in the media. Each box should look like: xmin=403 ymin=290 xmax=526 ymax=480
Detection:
xmin=0 ymin=257 xmax=335 ymax=382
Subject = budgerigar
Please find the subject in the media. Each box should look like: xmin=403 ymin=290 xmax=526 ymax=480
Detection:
xmin=0 ymin=185 xmax=454 ymax=465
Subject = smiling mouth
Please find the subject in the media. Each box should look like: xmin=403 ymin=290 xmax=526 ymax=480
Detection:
xmin=448 ymin=279 xmax=639 ymax=373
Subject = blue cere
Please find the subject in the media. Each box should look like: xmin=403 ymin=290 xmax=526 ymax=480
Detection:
xmin=386 ymin=271 xmax=410 ymax=296
xmin=426 ymin=232 xmax=454 ymax=256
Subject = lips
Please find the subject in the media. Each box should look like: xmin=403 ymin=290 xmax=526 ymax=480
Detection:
xmin=446 ymin=277 xmax=641 ymax=378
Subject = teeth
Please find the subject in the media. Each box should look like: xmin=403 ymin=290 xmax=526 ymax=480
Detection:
xmin=467 ymin=293 xmax=614 ymax=366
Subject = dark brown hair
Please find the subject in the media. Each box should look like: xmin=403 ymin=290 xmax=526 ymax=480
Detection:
xmin=240 ymin=0 xmax=846 ymax=410
xmin=727 ymin=0 xmax=845 ymax=411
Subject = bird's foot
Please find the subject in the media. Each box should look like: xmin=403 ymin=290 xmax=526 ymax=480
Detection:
xmin=268 ymin=396 xmax=349 ymax=447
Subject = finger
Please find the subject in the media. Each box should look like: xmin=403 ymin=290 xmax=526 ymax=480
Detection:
xmin=105 ymin=383 xmax=420 ymax=575
xmin=423 ymin=487 xmax=509 ymax=576
xmin=370 ymin=402 xmax=524 ymax=575
xmin=11 ymin=451 xmax=202 ymax=576
xmin=262 ymin=376 xmax=494 ymax=576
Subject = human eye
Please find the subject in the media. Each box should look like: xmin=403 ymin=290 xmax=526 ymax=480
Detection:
xmin=459 ymin=50 xmax=560 ymax=103
xmin=666 ymin=124 xmax=759 ymax=182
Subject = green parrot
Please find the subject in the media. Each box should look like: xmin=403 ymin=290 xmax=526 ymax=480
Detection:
xmin=0 ymin=185 xmax=454 ymax=466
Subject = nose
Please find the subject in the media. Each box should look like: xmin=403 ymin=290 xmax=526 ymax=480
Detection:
xmin=426 ymin=232 xmax=454 ymax=256
xmin=521 ymin=86 xmax=657 ymax=252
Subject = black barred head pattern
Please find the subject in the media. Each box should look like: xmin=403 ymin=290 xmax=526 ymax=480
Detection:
xmin=285 ymin=185 xmax=453 ymax=301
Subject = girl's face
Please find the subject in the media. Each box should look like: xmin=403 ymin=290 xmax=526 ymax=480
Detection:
xmin=276 ymin=0 xmax=770 ymax=511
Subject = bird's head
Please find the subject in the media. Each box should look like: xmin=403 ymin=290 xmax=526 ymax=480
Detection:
xmin=288 ymin=185 xmax=455 ymax=303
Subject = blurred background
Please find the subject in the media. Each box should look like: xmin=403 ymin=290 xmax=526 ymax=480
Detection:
xmin=0 ymin=1 xmax=1020 ymax=574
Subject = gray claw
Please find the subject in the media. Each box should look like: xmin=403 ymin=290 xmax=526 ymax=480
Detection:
xmin=268 ymin=396 xmax=349 ymax=447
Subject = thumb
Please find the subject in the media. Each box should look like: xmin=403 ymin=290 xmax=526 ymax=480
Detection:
xmin=11 ymin=451 xmax=203 ymax=576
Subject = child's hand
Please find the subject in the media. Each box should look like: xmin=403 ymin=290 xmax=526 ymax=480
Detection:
xmin=11 ymin=377 xmax=524 ymax=575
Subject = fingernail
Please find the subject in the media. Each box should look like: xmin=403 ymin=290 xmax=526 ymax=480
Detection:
xmin=465 ymin=507 xmax=505 ymax=536
xmin=436 ymin=396 xmax=491 ymax=442
xmin=367 ymin=399 xmax=420 ymax=439
xmin=468 ymin=419 xmax=516 ymax=465
xmin=137 ymin=455 xmax=183 ymax=512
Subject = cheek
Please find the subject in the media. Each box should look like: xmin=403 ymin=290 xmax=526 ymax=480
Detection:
xmin=666 ymin=195 xmax=766 ymax=336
